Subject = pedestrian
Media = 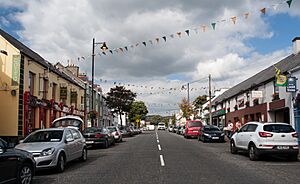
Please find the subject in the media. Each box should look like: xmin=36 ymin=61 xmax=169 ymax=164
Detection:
xmin=227 ymin=120 xmax=233 ymax=138
xmin=235 ymin=120 xmax=241 ymax=132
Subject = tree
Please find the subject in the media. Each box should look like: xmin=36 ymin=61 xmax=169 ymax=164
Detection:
xmin=179 ymin=98 xmax=193 ymax=120
xmin=193 ymin=95 xmax=208 ymax=109
xmin=146 ymin=115 xmax=162 ymax=125
xmin=106 ymin=86 xmax=136 ymax=126
xmin=128 ymin=101 xmax=148 ymax=127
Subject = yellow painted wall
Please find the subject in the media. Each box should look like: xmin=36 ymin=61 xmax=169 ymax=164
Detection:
xmin=0 ymin=35 xmax=20 ymax=136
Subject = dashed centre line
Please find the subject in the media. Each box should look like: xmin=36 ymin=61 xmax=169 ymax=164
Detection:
xmin=160 ymin=155 xmax=165 ymax=166
xmin=158 ymin=144 xmax=161 ymax=151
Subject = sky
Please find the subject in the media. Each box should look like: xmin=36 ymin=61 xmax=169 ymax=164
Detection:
xmin=1 ymin=0 xmax=300 ymax=115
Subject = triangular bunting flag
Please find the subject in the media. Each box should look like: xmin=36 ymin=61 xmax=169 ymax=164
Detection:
xmin=102 ymin=52 xmax=106 ymax=55
xmin=170 ymin=34 xmax=174 ymax=38
xmin=124 ymin=46 xmax=128 ymax=51
xmin=119 ymin=48 xmax=123 ymax=52
xmin=142 ymin=42 xmax=146 ymax=46
xmin=286 ymin=0 xmax=293 ymax=8
xmin=260 ymin=8 xmax=266 ymax=15
xmin=109 ymin=50 xmax=113 ymax=54
xmin=114 ymin=49 xmax=119 ymax=53
xmin=185 ymin=30 xmax=190 ymax=36
xmin=177 ymin=32 xmax=182 ymax=38
xmin=231 ymin=16 xmax=237 ymax=24
xmin=272 ymin=4 xmax=279 ymax=10
xmin=81 ymin=56 xmax=85 ymax=60
xmin=193 ymin=28 xmax=198 ymax=34
xmin=149 ymin=40 xmax=153 ymax=44
xmin=211 ymin=22 xmax=216 ymax=30
xmin=130 ymin=45 xmax=134 ymax=48
xmin=201 ymin=25 xmax=206 ymax=32
xmin=162 ymin=36 xmax=167 ymax=42
xmin=155 ymin=38 xmax=159 ymax=43
xmin=136 ymin=43 xmax=139 ymax=47
xmin=244 ymin=12 xmax=250 ymax=19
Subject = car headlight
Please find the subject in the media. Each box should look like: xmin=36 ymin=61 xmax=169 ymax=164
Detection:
xmin=41 ymin=148 xmax=55 ymax=156
xmin=221 ymin=133 xmax=225 ymax=136
xmin=204 ymin=133 xmax=210 ymax=137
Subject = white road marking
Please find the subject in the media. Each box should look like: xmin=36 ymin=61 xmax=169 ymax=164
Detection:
xmin=158 ymin=144 xmax=161 ymax=151
xmin=160 ymin=155 xmax=165 ymax=166
xmin=264 ymin=163 xmax=298 ymax=166
xmin=157 ymin=139 xmax=159 ymax=143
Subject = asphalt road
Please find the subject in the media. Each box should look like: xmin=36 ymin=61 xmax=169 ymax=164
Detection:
xmin=33 ymin=130 xmax=300 ymax=184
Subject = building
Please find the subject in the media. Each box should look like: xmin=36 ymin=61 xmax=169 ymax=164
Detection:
xmin=212 ymin=38 xmax=300 ymax=133
xmin=0 ymin=28 xmax=85 ymax=143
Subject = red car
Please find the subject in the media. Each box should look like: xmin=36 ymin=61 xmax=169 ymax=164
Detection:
xmin=184 ymin=120 xmax=203 ymax=138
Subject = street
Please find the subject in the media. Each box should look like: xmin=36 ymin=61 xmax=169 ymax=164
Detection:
xmin=33 ymin=131 xmax=300 ymax=184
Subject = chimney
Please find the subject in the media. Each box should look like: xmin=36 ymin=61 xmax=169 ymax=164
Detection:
xmin=292 ymin=37 xmax=300 ymax=55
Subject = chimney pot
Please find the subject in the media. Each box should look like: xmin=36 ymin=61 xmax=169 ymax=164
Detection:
xmin=292 ymin=37 xmax=300 ymax=55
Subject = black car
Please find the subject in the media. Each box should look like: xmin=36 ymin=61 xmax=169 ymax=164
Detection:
xmin=198 ymin=125 xmax=225 ymax=142
xmin=0 ymin=138 xmax=36 ymax=184
xmin=83 ymin=127 xmax=115 ymax=148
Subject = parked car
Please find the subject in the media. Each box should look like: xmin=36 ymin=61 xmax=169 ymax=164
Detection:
xmin=180 ymin=125 xmax=186 ymax=135
xmin=107 ymin=126 xmax=123 ymax=142
xmin=184 ymin=120 xmax=203 ymax=138
xmin=83 ymin=127 xmax=115 ymax=148
xmin=198 ymin=125 xmax=225 ymax=142
xmin=0 ymin=138 xmax=36 ymax=184
xmin=168 ymin=125 xmax=174 ymax=132
xmin=173 ymin=126 xmax=179 ymax=133
xmin=15 ymin=127 xmax=87 ymax=172
xmin=51 ymin=115 xmax=84 ymax=131
xmin=157 ymin=123 xmax=166 ymax=130
xmin=230 ymin=122 xmax=299 ymax=161
xmin=176 ymin=126 xmax=182 ymax=134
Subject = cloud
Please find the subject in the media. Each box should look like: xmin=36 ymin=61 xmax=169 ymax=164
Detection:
xmin=1 ymin=0 xmax=298 ymax=115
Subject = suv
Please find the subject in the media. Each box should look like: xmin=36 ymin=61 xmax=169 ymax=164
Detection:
xmin=230 ymin=122 xmax=299 ymax=161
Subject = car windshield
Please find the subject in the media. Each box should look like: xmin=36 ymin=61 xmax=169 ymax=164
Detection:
xmin=24 ymin=130 xmax=63 ymax=143
xmin=204 ymin=127 xmax=220 ymax=131
xmin=52 ymin=118 xmax=81 ymax=128
xmin=263 ymin=124 xmax=295 ymax=133
xmin=188 ymin=121 xmax=202 ymax=127
xmin=83 ymin=127 xmax=103 ymax=133
xmin=107 ymin=127 xmax=117 ymax=132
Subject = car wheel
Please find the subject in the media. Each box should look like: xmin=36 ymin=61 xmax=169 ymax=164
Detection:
xmin=56 ymin=153 xmax=65 ymax=172
xmin=18 ymin=163 xmax=33 ymax=184
xmin=249 ymin=144 xmax=259 ymax=161
xmin=230 ymin=140 xmax=238 ymax=154
xmin=104 ymin=139 xmax=109 ymax=149
xmin=80 ymin=147 xmax=87 ymax=162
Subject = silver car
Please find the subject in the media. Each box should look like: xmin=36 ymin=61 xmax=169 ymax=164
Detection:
xmin=15 ymin=127 xmax=87 ymax=172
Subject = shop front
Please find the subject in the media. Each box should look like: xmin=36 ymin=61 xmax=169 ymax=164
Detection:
xmin=211 ymin=108 xmax=226 ymax=128
xmin=268 ymin=99 xmax=290 ymax=124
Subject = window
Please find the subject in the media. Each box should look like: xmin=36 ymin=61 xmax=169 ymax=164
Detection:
xmin=52 ymin=83 xmax=57 ymax=100
xmin=263 ymin=124 xmax=295 ymax=133
xmin=43 ymin=79 xmax=48 ymax=99
xmin=239 ymin=125 xmax=248 ymax=132
xmin=246 ymin=124 xmax=258 ymax=132
xmin=70 ymin=129 xmax=81 ymax=139
xmin=65 ymin=130 xmax=73 ymax=140
xmin=29 ymin=72 xmax=35 ymax=95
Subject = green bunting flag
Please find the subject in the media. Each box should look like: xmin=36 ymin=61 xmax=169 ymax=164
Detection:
xmin=286 ymin=0 xmax=293 ymax=8
xmin=185 ymin=30 xmax=190 ymax=36
xmin=211 ymin=22 xmax=216 ymax=30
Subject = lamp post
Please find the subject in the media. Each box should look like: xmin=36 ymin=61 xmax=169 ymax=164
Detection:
xmin=91 ymin=38 xmax=108 ymax=126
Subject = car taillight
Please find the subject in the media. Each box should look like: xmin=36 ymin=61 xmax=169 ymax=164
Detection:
xmin=115 ymin=132 xmax=119 ymax=136
xmin=292 ymin=133 xmax=298 ymax=138
xmin=95 ymin=133 xmax=103 ymax=138
xmin=259 ymin=132 xmax=273 ymax=137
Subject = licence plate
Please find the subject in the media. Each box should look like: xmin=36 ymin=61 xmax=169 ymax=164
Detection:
xmin=193 ymin=130 xmax=198 ymax=132
xmin=212 ymin=137 xmax=219 ymax=139
xmin=277 ymin=146 xmax=289 ymax=150
xmin=86 ymin=141 xmax=94 ymax=144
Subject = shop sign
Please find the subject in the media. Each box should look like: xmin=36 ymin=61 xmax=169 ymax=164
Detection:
xmin=36 ymin=100 xmax=47 ymax=107
xmin=73 ymin=109 xmax=84 ymax=116
xmin=62 ymin=106 xmax=70 ymax=113
xmin=212 ymin=109 xmax=226 ymax=117
xmin=238 ymin=99 xmax=244 ymax=107
xmin=251 ymin=90 xmax=263 ymax=98
xmin=286 ymin=77 xmax=297 ymax=92
xmin=11 ymin=55 xmax=21 ymax=86
xmin=60 ymin=87 xmax=68 ymax=99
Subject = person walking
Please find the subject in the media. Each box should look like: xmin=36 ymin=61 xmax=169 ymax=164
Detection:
xmin=227 ymin=120 xmax=233 ymax=139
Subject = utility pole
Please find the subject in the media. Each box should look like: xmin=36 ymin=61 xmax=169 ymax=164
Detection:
xmin=187 ymin=83 xmax=190 ymax=105
xmin=209 ymin=74 xmax=212 ymax=125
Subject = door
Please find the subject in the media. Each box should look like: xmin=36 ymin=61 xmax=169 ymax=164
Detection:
xmin=0 ymin=142 xmax=18 ymax=183
xmin=64 ymin=129 xmax=76 ymax=161
xmin=241 ymin=124 xmax=258 ymax=148
xmin=235 ymin=125 xmax=248 ymax=148
xmin=70 ymin=129 xmax=82 ymax=158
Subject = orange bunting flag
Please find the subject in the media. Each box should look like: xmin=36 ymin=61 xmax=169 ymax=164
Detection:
xmin=177 ymin=32 xmax=182 ymax=38
xmin=244 ymin=12 xmax=250 ymax=19
xmin=155 ymin=38 xmax=160 ymax=43
xmin=231 ymin=16 xmax=237 ymax=24
xmin=201 ymin=25 xmax=206 ymax=32
xmin=260 ymin=8 xmax=266 ymax=15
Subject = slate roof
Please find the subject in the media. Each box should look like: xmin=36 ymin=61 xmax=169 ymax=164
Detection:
xmin=213 ymin=53 xmax=300 ymax=104
xmin=0 ymin=28 xmax=83 ymax=89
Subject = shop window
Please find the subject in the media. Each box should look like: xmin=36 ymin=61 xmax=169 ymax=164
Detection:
xmin=43 ymin=79 xmax=48 ymax=99
xmin=273 ymin=81 xmax=280 ymax=101
xmin=29 ymin=72 xmax=35 ymax=95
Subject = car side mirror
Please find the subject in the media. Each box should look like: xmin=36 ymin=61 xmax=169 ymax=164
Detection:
xmin=19 ymin=139 xmax=24 ymax=144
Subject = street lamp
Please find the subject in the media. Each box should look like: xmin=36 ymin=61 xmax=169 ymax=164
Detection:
xmin=91 ymin=38 xmax=108 ymax=126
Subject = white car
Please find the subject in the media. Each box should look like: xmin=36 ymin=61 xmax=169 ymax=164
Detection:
xmin=230 ymin=122 xmax=299 ymax=161
xmin=157 ymin=123 xmax=166 ymax=130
